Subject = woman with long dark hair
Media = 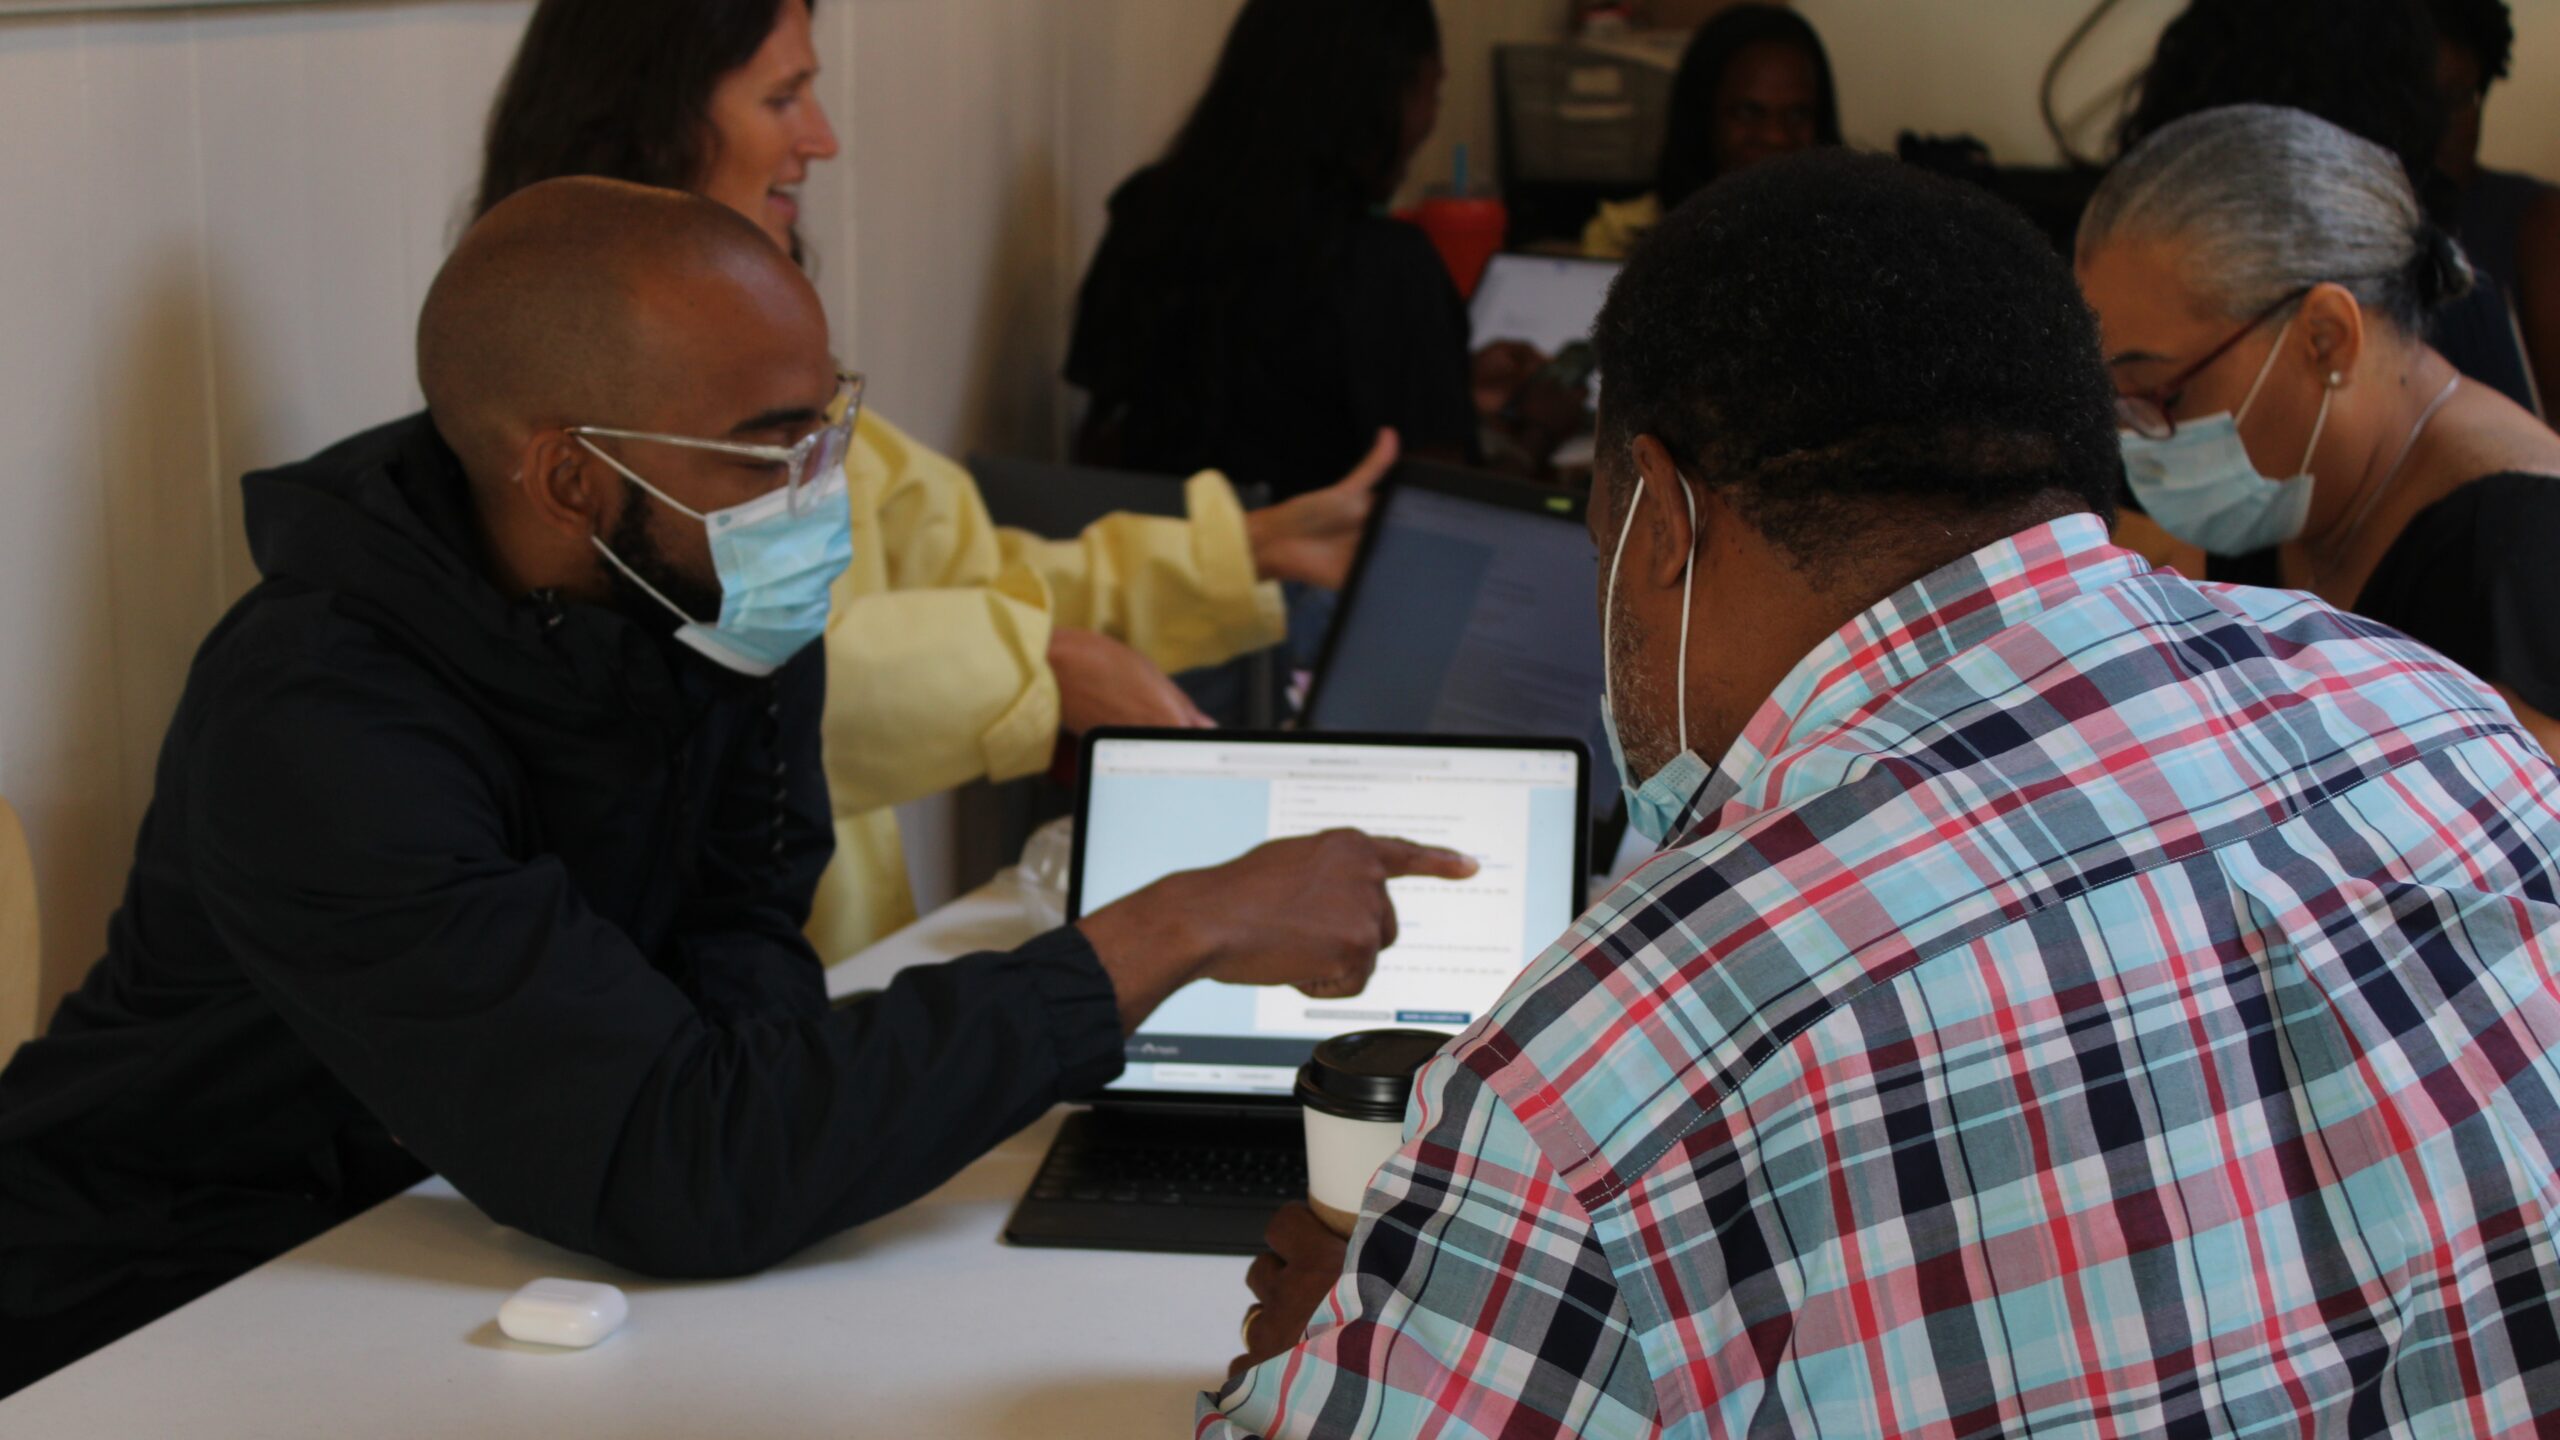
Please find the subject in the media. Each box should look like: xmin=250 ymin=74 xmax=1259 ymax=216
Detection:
xmin=1582 ymin=4 xmax=1840 ymax=260
xmin=477 ymin=0 xmax=1397 ymax=957
xmin=1065 ymin=0 xmax=1474 ymax=502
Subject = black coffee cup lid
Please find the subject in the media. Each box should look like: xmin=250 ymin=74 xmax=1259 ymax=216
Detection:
xmin=1295 ymin=1029 xmax=1447 ymax=1123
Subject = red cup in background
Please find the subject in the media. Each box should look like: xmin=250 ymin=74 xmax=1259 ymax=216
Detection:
xmin=1405 ymin=196 xmax=1509 ymax=300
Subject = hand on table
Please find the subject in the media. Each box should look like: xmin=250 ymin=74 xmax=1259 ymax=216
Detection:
xmin=1047 ymin=626 xmax=1211 ymax=733
xmin=1226 ymin=1202 xmax=1352 ymax=1383
xmin=1074 ymin=829 xmax=1478 ymax=1032
xmin=1245 ymin=429 xmax=1399 ymax=591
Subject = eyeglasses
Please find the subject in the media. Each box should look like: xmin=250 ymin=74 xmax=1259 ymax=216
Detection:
xmin=2113 ymin=290 xmax=2309 ymax=440
xmin=569 ymin=370 xmax=865 ymax=517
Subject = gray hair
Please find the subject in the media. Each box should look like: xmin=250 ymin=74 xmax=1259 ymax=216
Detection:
xmin=2080 ymin=103 xmax=2472 ymax=332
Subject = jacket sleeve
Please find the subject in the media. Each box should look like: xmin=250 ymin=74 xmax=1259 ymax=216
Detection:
xmin=994 ymin=471 xmax=1286 ymax=677
xmin=186 ymin=639 xmax=1125 ymax=1279
xmin=658 ymin=649 xmax=835 ymax=1024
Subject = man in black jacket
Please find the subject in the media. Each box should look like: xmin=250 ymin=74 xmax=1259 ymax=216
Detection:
xmin=0 ymin=178 xmax=1472 ymax=1396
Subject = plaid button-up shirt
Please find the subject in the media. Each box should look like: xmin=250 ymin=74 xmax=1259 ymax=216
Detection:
xmin=1203 ymin=516 xmax=2560 ymax=1439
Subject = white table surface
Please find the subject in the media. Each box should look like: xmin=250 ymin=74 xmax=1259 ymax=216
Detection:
xmin=1 ymin=873 xmax=1254 ymax=1439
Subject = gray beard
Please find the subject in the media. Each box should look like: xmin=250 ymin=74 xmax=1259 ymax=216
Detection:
xmin=1605 ymin=586 xmax=1682 ymax=778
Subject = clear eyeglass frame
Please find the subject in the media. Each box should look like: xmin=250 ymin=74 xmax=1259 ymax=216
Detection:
xmin=568 ymin=370 xmax=865 ymax=517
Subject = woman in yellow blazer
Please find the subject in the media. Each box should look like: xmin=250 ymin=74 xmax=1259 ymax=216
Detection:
xmin=475 ymin=0 xmax=1393 ymax=954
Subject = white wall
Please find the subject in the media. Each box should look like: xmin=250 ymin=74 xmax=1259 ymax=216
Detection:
xmin=0 ymin=0 xmax=1250 ymax=1018
xmin=0 ymin=0 xmax=534 ymax=1021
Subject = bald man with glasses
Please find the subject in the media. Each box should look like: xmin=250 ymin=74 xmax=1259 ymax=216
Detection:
xmin=0 ymin=178 xmax=1470 ymax=1397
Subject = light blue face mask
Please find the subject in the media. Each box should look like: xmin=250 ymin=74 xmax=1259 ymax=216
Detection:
xmin=2118 ymin=313 xmax=2336 ymax=557
xmin=1600 ymin=473 xmax=1714 ymax=846
xmin=578 ymin=439 xmax=855 ymax=677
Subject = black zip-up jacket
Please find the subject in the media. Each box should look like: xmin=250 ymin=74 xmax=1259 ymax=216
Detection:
xmin=0 ymin=415 xmax=1125 ymax=1321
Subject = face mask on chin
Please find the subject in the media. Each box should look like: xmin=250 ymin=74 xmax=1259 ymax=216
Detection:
xmin=1599 ymin=470 xmax=1715 ymax=846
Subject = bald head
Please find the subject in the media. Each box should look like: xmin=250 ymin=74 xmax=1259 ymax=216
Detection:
xmin=418 ymin=176 xmax=828 ymax=486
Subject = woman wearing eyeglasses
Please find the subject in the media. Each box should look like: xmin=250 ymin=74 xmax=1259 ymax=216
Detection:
xmin=476 ymin=0 xmax=1396 ymax=956
xmin=2079 ymin=105 xmax=2560 ymax=752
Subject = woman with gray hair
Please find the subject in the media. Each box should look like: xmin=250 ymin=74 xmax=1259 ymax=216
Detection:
xmin=2080 ymin=103 xmax=2560 ymax=750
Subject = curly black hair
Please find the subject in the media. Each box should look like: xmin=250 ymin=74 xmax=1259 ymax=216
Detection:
xmin=1590 ymin=150 xmax=2120 ymax=571
xmin=2430 ymin=0 xmax=2516 ymax=84
xmin=2119 ymin=0 xmax=2448 ymax=211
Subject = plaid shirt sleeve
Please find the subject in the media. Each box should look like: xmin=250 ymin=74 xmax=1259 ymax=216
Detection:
xmin=1197 ymin=1050 xmax=1662 ymax=1439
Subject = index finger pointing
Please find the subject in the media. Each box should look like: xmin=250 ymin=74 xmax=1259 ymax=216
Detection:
xmin=1365 ymin=835 xmax=1480 ymax=881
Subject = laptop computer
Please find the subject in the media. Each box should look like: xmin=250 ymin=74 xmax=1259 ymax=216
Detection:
xmin=1468 ymin=253 xmax=1622 ymax=356
xmin=1301 ymin=461 xmax=1627 ymax=852
xmin=1003 ymin=730 xmax=1589 ymax=1255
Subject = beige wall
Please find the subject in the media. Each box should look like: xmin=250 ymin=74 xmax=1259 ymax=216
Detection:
xmin=0 ymin=0 xmax=1250 ymax=1018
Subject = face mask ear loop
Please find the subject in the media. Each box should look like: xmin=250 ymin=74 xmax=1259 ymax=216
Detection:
xmin=1601 ymin=479 xmax=1646 ymax=704
xmin=2232 ymin=311 xmax=2299 ymax=426
xmin=572 ymin=435 xmax=709 ymax=523
xmin=2297 ymin=376 xmax=2337 ymax=479
xmin=1673 ymin=473 xmax=1699 ymax=755
xmin=574 ymin=435 xmax=717 ymax=629
xmin=590 ymin=534 xmax=715 ymax=629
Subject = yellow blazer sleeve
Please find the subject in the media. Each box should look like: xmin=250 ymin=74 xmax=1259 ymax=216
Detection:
xmin=820 ymin=414 xmax=1065 ymax=820
xmin=818 ymin=580 xmax=1062 ymax=816
xmin=994 ymin=471 xmax=1286 ymax=678
xmin=860 ymin=410 xmax=1007 ymax=592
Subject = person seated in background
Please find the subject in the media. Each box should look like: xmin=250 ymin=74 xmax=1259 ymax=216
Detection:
xmin=1065 ymin=0 xmax=1474 ymax=504
xmin=1579 ymin=3 xmax=1838 ymax=261
xmin=2117 ymin=0 xmax=2542 ymax=417
xmin=2431 ymin=0 xmax=2560 ymax=408
xmin=1206 ymin=150 xmax=2560 ymax=1437
xmin=2082 ymin=105 xmax=2560 ymax=754
xmin=480 ymin=0 xmax=1401 ymax=958
xmin=0 ymin=179 xmax=1476 ymax=1400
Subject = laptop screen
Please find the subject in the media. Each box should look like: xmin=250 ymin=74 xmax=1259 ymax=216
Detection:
xmin=1468 ymin=254 xmax=1621 ymax=355
xmin=1074 ymin=734 xmax=1588 ymax=1100
xmin=1303 ymin=468 xmax=1621 ymax=824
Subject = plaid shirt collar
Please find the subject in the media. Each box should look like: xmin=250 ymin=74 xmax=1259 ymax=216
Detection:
xmin=1661 ymin=512 xmax=2133 ymax=843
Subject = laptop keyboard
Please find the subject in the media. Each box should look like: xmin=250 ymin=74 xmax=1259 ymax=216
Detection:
xmin=1027 ymin=1125 xmax=1307 ymax=1209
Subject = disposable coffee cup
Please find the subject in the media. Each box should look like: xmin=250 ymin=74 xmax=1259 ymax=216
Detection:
xmin=1295 ymin=1029 xmax=1446 ymax=1236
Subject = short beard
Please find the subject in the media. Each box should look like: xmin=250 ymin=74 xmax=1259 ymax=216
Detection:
xmin=1605 ymin=579 xmax=1682 ymax=778
xmin=601 ymin=480 xmax=725 ymax=636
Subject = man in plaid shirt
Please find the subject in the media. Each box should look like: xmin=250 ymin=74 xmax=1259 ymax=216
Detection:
xmin=1204 ymin=151 xmax=2560 ymax=1437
